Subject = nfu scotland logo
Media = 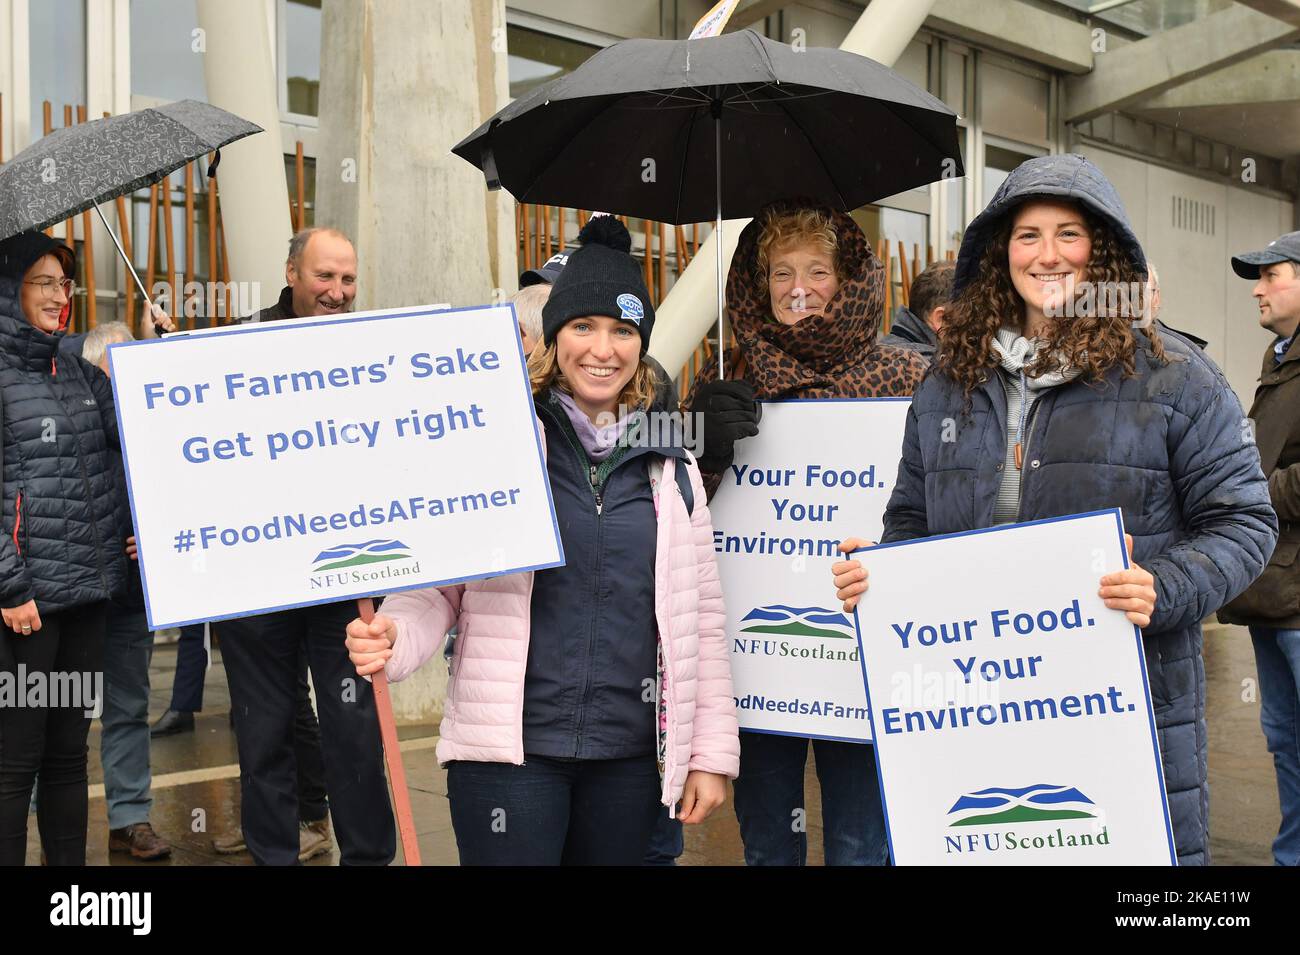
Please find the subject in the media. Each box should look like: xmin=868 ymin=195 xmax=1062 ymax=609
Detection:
xmin=739 ymin=605 xmax=853 ymax=639
xmin=733 ymin=605 xmax=857 ymax=662
xmin=309 ymin=539 xmax=421 ymax=590
xmin=313 ymin=539 xmax=412 ymax=570
xmin=943 ymin=783 xmax=1111 ymax=855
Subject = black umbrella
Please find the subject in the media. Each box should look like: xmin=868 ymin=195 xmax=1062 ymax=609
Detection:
xmin=453 ymin=29 xmax=963 ymax=371
xmin=0 ymin=99 xmax=262 ymax=311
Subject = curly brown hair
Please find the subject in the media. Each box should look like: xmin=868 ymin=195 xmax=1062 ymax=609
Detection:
xmin=937 ymin=203 xmax=1170 ymax=399
xmin=753 ymin=205 xmax=843 ymax=289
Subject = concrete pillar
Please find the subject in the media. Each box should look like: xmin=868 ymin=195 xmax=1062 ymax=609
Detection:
xmin=315 ymin=0 xmax=514 ymax=313
xmin=648 ymin=0 xmax=939 ymax=378
xmin=315 ymin=0 xmax=512 ymax=723
xmin=195 ymin=0 xmax=293 ymax=311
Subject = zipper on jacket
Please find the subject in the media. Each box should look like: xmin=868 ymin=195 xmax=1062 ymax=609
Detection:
xmin=1014 ymin=398 xmax=1044 ymax=523
xmin=12 ymin=490 xmax=23 ymax=557
xmin=590 ymin=464 xmax=603 ymax=515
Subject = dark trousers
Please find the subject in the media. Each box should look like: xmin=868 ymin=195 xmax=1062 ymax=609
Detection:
xmin=447 ymin=755 xmax=662 ymax=865
xmin=168 ymin=623 xmax=207 ymax=713
xmin=0 ymin=601 xmax=107 ymax=866
xmin=732 ymin=731 xmax=889 ymax=866
xmin=220 ymin=602 xmax=394 ymax=866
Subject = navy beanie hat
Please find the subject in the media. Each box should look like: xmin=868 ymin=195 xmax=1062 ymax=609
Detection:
xmin=541 ymin=216 xmax=654 ymax=353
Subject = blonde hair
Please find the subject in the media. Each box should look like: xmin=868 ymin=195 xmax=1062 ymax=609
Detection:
xmin=754 ymin=206 xmax=842 ymax=284
xmin=527 ymin=341 xmax=658 ymax=413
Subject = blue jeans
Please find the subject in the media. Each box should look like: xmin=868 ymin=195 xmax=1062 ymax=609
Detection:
xmin=101 ymin=608 xmax=154 ymax=829
xmin=1249 ymin=626 xmax=1300 ymax=866
xmin=732 ymin=731 xmax=888 ymax=866
xmin=644 ymin=808 xmax=683 ymax=865
xmin=447 ymin=755 xmax=662 ymax=865
xmin=168 ymin=623 xmax=208 ymax=713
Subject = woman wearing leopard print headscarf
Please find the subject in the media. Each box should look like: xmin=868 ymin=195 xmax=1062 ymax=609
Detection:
xmin=675 ymin=198 xmax=927 ymax=867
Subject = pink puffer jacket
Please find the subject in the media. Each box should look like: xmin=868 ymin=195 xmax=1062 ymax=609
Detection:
xmin=381 ymin=448 xmax=740 ymax=808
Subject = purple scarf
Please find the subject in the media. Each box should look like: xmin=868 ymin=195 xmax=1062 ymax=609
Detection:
xmin=551 ymin=389 xmax=636 ymax=462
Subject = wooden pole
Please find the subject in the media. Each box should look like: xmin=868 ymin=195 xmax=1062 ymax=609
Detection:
xmin=521 ymin=205 xmax=532 ymax=271
xmin=355 ymin=597 xmax=422 ymax=866
xmin=898 ymin=243 xmax=910 ymax=309
xmin=207 ymin=153 xmax=218 ymax=325
xmin=218 ymin=185 xmax=232 ymax=322
xmin=75 ymin=106 xmax=96 ymax=329
xmin=144 ymin=184 xmax=159 ymax=338
xmin=184 ymin=163 xmax=195 ymax=330
xmin=643 ymin=218 xmax=653 ymax=297
xmin=882 ymin=240 xmax=892 ymax=320
xmin=658 ymin=222 xmax=667 ymax=304
xmin=557 ymin=206 xmax=565 ymax=254
xmin=161 ymin=173 xmax=176 ymax=326
xmin=541 ymin=205 xmax=551 ymax=261
xmin=105 ymin=111 xmax=136 ymax=325
xmin=61 ymin=106 xmax=75 ymax=250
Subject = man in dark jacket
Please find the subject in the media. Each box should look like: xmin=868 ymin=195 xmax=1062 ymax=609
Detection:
xmin=1218 ymin=230 xmax=1300 ymax=866
xmin=879 ymin=261 xmax=954 ymax=358
xmin=68 ymin=323 xmax=172 ymax=860
xmin=216 ymin=227 xmax=395 ymax=866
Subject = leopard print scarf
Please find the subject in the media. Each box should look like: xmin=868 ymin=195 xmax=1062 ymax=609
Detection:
xmin=686 ymin=198 xmax=928 ymax=402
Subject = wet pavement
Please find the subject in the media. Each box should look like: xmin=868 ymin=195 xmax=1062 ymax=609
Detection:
xmin=27 ymin=622 xmax=1280 ymax=866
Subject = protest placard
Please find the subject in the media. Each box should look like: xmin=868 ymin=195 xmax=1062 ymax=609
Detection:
xmin=109 ymin=304 xmax=564 ymax=629
xmin=852 ymin=510 xmax=1175 ymax=865
xmin=708 ymin=399 xmax=908 ymax=742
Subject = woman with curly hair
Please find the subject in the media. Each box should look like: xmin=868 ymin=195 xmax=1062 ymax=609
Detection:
xmin=831 ymin=154 xmax=1278 ymax=865
xmin=683 ymin=198 xmax=927 ymax=867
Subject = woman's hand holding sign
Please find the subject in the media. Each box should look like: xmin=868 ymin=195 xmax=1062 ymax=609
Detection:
xmin=832 ymin=531 xmax=1156 ymax=627
xmin=1099 ymin=534 xmax=1157 ymax=628
xmin=832 ymin=537 xmax=874 ymax=612
xmin=346 ymin=613 xmax=398 ymax=676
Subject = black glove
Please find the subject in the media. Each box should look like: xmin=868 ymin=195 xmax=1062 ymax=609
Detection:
xmin=690 ymin=379 xmax=760 ymax=473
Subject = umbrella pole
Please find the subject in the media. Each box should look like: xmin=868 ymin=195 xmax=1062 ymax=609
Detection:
xmin=714 ymin=110 xmax=725 ymax=379
xmin=94 ymin=202 xmax=154 ymax=315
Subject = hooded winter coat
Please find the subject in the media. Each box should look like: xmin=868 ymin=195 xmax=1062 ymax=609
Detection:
xmin=0 ymin=233 xmax=126 ymax=613
xmin=885 ymin=154 xmax=1277 ymax=865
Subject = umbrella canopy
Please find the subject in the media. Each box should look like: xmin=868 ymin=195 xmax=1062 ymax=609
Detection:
xmin=0 ymin=99 xmax=261 ymax=240
xmin=453 ymin=29 xmax=964 ymax=224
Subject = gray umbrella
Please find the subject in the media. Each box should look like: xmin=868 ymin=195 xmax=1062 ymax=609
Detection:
xmin=0 ymin=99 xmax=262 ymax=307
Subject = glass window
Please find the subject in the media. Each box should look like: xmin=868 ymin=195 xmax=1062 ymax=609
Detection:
xmin=980 ymin=59 xmax=1050 ymax=146
xmin=284 ymin=0 xmax=321 ymax=117
xmin=30 ymin=0 xmax=87 ymax=133
xmin=131 ymin=0 xmax=206 ymax=102
xmin=984 ymin=143 xmax=1040 ymax=205
xmin=507 ymin=26 xmax=599 ymax=100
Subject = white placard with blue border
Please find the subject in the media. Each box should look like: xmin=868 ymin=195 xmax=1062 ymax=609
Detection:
xmin=109 ymin=303 xmax=564 ymax=630
xmin=852 ymin=510 xmax=1176 ymax=865
xmin=708 ymin=399 xmax=909 ymax=742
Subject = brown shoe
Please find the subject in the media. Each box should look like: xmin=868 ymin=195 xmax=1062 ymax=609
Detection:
xmin=298 ymin=818 xmax=335 ymax=862
xmin=108 ymin=822 xmax=172 ymax=861
xmin=212 ymin=829 xmax=247 ymax=854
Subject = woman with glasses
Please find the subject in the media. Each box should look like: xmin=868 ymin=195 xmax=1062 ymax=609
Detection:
xmin=0 ymin=231 xmax=129 ymax=865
